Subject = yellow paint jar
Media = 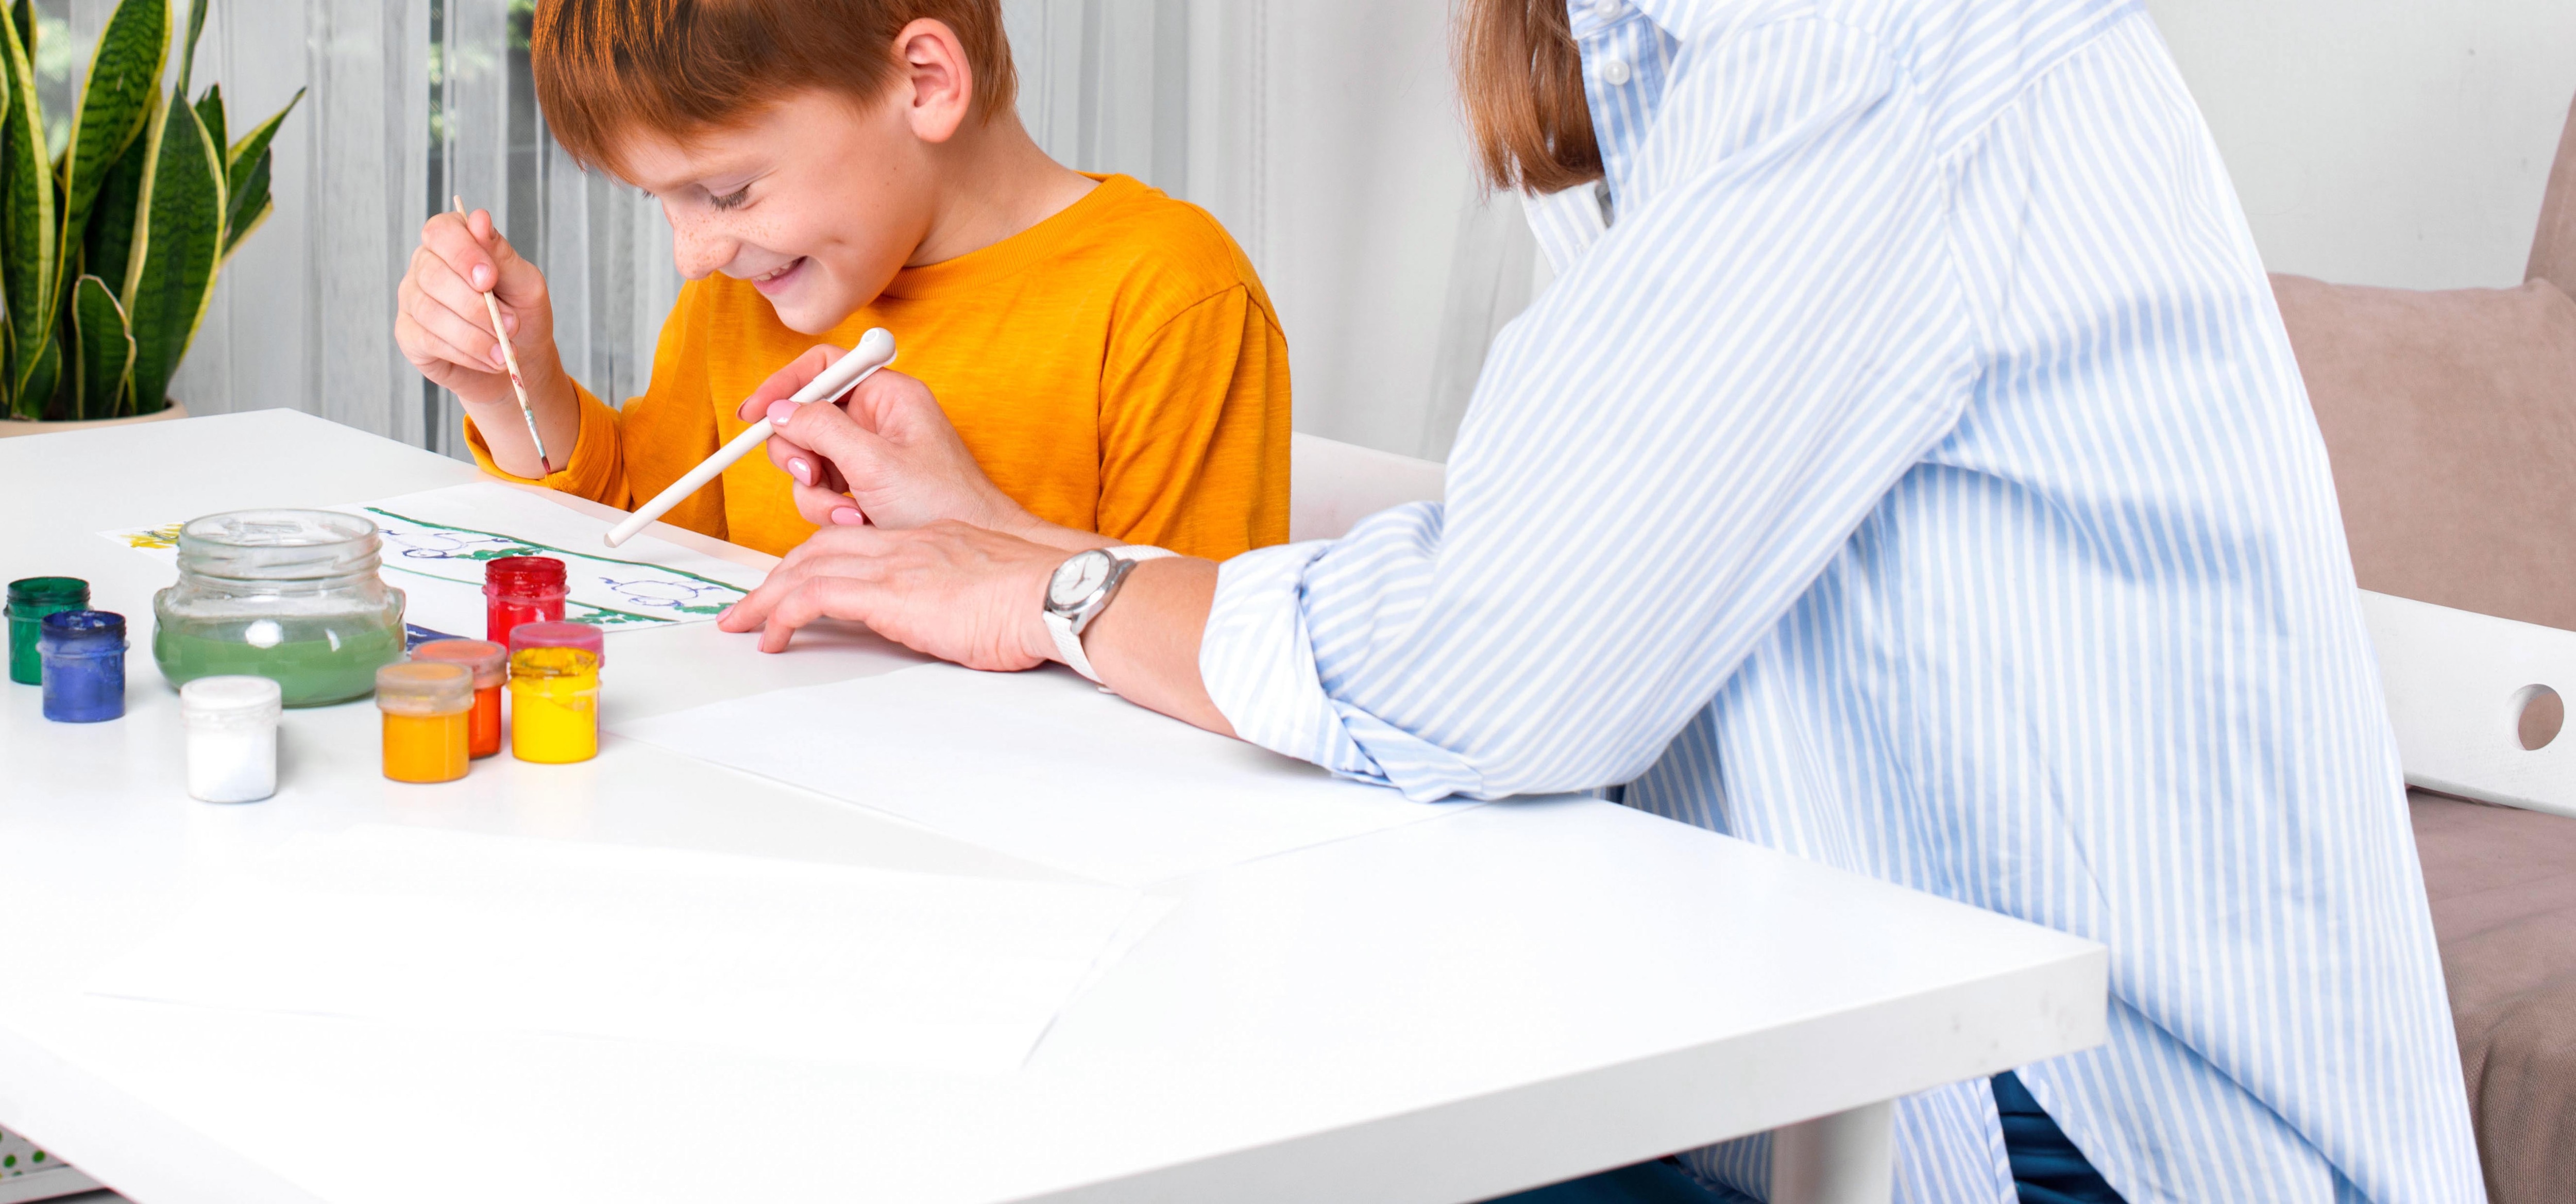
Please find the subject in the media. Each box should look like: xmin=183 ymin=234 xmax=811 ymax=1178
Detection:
xmin=509 ymin=646 xmax=600 ymax=764
xmin=376 ymin=661 xmax=472 ymax=784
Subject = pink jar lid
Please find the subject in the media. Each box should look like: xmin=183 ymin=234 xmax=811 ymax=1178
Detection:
xmin=508 ymin=620 xmax=605 ymax=666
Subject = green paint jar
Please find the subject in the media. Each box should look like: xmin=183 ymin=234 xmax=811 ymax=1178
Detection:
xmin=6 ymin=577 xmax=90 ymax=685
xmin=151 ymin=510 xmax=407 ymax=707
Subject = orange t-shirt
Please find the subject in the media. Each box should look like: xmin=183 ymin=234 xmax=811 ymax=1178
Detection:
xmin=468 ymin=174 xmax=1290 ymax=560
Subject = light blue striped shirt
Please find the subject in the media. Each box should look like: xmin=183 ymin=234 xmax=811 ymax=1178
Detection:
xmin=1197 ymin=1 xmax=2483 ymax=1199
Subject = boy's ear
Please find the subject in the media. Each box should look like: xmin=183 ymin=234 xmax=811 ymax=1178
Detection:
xmin=894 ymin=18 xmax=975 ymax=144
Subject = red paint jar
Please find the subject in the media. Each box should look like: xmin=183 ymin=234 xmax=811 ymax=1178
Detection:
xmin=484 ymin=557 xmax=567 ymax=645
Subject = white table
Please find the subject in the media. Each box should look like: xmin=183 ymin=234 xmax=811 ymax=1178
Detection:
xmin=0 ymin=411 xmax=2107 ymax=1204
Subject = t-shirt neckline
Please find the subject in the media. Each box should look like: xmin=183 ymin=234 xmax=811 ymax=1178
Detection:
xmin=875 ymin=173 xmax=1137 ymax=302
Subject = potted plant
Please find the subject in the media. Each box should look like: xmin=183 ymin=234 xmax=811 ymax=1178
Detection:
xmin=0 ymin=0 xmax=299 ymax=434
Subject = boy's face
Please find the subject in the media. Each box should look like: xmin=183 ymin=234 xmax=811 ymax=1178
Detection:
xmin=616 ymin=88 xmax=935 ymax=335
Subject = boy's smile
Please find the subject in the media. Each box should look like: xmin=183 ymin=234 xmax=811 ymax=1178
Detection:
xmin=749 ymin=257 xmax=810 ymax=296
xmin=614 ymin=88 xmax=935 ymax=335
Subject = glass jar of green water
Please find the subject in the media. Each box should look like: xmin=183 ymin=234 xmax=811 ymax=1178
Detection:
xmin=153 ymin=510 xmax=406 ymax=707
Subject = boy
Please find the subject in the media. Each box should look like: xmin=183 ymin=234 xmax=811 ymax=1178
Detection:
xmin=394 ymin=0 xmax=1289 ymax=561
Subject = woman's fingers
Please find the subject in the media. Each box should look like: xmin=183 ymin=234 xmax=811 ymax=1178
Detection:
xmin=751 ymin=577 xmax=857 ymax=652
xmin=737 ymin=344 xmax=847 ymax=422
xmin=723 ymin=529 xmax=891 ymax=630
xmin=769 ymin=394 xmax=895 ymax=483
xmin=768 ymin=402 xmax=899 ymax=524
xmin=798 ymin=480 xmax=867 ymax=527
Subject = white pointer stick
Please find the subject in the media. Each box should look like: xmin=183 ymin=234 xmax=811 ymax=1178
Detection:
xmin=604 ymin=328 xmax=897 ymax=548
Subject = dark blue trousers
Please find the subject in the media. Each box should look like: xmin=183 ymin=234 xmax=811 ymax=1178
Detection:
xmin=1484 ymin=1072 xmax=2125 ymax=1204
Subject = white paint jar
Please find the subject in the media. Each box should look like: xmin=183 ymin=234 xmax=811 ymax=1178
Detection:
xmin=181 ymin=676 xmax=283 ymax=803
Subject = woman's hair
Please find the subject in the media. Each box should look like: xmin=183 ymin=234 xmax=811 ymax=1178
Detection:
xmin=532 ymin=0 xmax=1019 ymax=176
xmin=1454 ymin=0 xmax=1602 ymax=194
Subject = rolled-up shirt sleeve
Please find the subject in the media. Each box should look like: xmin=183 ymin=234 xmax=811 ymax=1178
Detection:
xmin=1199 ymin=16 xmax=1979 ymax=801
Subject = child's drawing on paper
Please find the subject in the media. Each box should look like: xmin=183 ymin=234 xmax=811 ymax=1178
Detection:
xmin=118 ymin=523 xmax=184 ymax=550
xmin=360 ymin=507 xmax=749 ymax=627
xmin=596 ymin=575 xmax=736 ymax=617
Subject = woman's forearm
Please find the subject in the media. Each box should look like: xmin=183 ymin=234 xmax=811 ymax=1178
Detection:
xmin=1080 ymin=557 xmax=1235 ymax=737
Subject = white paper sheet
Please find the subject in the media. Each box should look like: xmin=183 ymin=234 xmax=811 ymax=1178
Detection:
xmin=87 ymin=827 xmax=1148 ymax=1075
xmin=611 ymin=663 xmax=1470 ymax=886
xmin=104 ymin=482 xmax=767 ymax=642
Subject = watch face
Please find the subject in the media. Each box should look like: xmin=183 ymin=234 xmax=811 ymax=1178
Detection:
xmin=1048 ymin=550 xmax=1114 ymax=609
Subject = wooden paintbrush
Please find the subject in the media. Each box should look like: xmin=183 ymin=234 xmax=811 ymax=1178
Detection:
xmin=452 ymin=196 xmax=553 ymax=476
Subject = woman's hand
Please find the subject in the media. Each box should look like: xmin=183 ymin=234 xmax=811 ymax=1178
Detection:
xmin=394 ymin=208 xmax=577 ymax=478
xmin=735 ymin=356 xmax=1036 ymax=534
xmin=718 ymin=521 xmax=1061 ymax=667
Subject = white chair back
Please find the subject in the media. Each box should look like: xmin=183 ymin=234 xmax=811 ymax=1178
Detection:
xmin=1289 ymin=432 xmax=1447 ymax=542
xmin=2364 ymin=590 xmax=2576 ymax=818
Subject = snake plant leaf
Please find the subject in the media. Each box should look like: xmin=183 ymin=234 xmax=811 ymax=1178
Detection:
xmin=218 ymin=90 xmax=296 ymax=260
xmin=20 ymin=324 xmax=57 ymax=419
xmin=0 ymin=7 xmax=56 ymax=406
xmin=122 ymin=92 xmax=224 ymax=416
xmin=174 ymin=0 xmax=206 ymax=101
xmin=192 ymin=83 xmax=222 ymax=158
xmin=0 ymin=278 xmax=14 ymax=418
xmin=71 ymin=274 xmax=133 ymax=420
xmin=56 ymin=0 xmax=167 ymax=255
xmin=225 ymin=87 xmax=298 ymax=186
xmin=83 ymin=93 xmax=152 ymax=291
xmin=221 ymin=148 xmax=270 ymax=262
xmin=8 ymin=1 xmax=28 ymax=68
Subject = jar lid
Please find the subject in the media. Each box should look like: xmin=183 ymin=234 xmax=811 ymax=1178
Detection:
xmin=182 ymin=675 xmax=284 ymax=721
xmin=412 ymin=638 xmax=508 ymax=687
xmin=485 ymin=556 xmax=568 ymax=592
xmin=376 ymin=660 xmax=473 ymax=715
xmin=510 ymin=646 xmax=600 ymax=680
xmin=39 ymin=609 xmax=126 ymax=647
xmin=177 ymin=510 xmax=382 ymax=581
xmin=7 ymin=576 xmax=88 ymax=607
xmin=509 ymin=621 xmax=605 ymax=666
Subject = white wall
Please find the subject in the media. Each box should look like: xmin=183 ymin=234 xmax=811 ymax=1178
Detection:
xmin=2145 ymin=0 xmax=2576 ymax=291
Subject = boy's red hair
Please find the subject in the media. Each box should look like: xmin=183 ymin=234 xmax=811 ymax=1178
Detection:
xmin=532 ymin=0 xmax=1019 ymax=175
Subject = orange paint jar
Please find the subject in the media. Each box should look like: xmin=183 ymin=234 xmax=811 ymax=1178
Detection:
xmin=376 ymin=661 xmax=473 ymax=783
xmin=412 ymin=639 xmax=506 ymax=758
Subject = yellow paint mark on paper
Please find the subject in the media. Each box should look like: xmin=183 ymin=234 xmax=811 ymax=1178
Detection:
xmin=119 ymin=524 xmax=184 ymax=549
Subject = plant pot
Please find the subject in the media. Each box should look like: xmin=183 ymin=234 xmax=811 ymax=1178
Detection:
xmin=0 ymin=400 xmax=190 ymax=439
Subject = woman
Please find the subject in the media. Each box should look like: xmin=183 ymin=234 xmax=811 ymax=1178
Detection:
xmin=719 ymin=0 xmax=2483 ymax=1198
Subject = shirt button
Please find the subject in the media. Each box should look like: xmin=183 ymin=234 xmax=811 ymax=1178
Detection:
xmin=1592 ymin=0 xmax=1622 ymax=14
xmin=1599 ymin=56 xmax=1633 ymax=86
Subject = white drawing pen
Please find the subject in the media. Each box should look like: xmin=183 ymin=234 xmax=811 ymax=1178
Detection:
xmin=604 ymin=328 xmax=897 ymax=548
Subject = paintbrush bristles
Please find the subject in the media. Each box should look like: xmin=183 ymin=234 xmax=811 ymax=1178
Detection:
xmin=452 ymin=196 xmax=554 ymax=476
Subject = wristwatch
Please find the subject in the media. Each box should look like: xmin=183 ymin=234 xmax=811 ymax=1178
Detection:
xmin=1043 ymin=545 xmax=1177 ymax=683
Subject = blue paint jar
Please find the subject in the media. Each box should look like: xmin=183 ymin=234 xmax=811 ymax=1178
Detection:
xmin=39 ymin=610 xmax=128 ymax=723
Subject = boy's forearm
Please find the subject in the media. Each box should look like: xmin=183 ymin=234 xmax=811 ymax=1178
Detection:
xmin=461 ymin=354 xmax=583 ymax=479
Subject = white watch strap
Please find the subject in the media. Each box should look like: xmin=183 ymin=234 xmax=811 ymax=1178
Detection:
xmin=1048 ymin=609 xmax=1100 ymax=682
xmin=1052 ymin=545 xmax=1177 ymax=684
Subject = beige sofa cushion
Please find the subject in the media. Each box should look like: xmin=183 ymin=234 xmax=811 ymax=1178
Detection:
xmin=2273 ymin=274 xmax=2576 ymax=631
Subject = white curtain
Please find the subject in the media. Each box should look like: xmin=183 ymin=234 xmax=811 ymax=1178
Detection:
xmin=1011 ymin=0 xmax=1545 ymax=461
xmin=35 ymin=0 xmax=1530 ymax=463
